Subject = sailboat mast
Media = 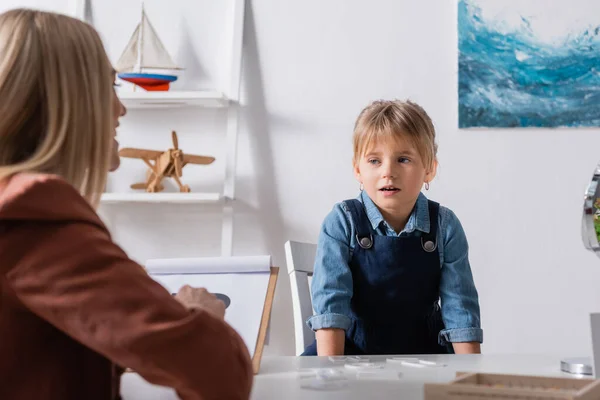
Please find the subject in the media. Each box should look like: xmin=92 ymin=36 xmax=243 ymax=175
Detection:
xmin=135 ymin=1 xmax=145 ymax=73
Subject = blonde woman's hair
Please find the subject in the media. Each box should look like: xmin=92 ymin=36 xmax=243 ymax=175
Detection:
xmin=352 ymin=100 xmax=438 ymax=171
xmin=0 ymin=8 xmax=114 ymax=207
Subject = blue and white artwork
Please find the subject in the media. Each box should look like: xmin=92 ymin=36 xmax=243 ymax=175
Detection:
xmin=459 ymin=0 xmax=600 ymax=128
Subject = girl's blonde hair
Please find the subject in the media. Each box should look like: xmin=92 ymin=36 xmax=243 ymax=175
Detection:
xmin=353 ymin=100 xmax=438 ymax=170
xmin=0 ymin=8 xmax=114 ymax=207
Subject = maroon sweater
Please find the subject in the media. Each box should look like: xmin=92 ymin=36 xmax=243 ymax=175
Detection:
xmin=0 ymin=173 xmax=253 ymax=399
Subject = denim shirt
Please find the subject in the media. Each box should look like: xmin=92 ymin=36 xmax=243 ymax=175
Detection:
xmin=308 ymin=192 xmax=483 ymax=345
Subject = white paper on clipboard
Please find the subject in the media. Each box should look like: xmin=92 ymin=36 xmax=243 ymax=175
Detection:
xmin=145 ymin=255 xmax=272 ymax=359
xmin=145 ymin=255 xmax=271 ymax=275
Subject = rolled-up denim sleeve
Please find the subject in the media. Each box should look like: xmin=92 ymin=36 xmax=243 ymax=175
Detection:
xmin=307 ymin=204 xmax=354 ymax=332
xmin=438 ymin=208 xmax=483 ymax=345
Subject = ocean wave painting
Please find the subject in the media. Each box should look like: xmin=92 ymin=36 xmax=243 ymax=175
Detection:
xmin=459 ymin=0 xmax=600 ymax=128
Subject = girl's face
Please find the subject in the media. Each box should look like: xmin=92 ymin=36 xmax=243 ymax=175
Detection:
xmin=354 ymin=136 xmax=436 ymax=218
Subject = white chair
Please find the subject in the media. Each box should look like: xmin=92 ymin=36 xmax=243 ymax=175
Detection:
xmin=285 ymin=240 xmax=317 ymax=356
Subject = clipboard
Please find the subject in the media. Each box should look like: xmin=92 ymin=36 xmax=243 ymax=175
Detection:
xmin=125 ymin=261 xmax=278 ymax=376
xmin=252 ymin=266 xmax=278 ymax=374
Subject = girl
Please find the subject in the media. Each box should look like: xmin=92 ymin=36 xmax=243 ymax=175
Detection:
xmin=306 ymin=100 xmax=482 ymax=356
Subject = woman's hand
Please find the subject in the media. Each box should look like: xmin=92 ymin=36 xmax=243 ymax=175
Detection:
xmin=175 ymin=285 xmax=226 ymax=320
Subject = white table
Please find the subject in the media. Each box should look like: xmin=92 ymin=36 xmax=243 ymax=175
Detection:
xmin=120 ymin=354 xmax=588 ymax=400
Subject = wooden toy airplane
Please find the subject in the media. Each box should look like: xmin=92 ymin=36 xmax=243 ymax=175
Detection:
xmin=119 ymin=131 xmax=215 ymax=193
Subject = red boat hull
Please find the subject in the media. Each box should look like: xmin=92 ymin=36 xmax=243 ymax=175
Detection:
xmin=120 ymin=77 xmax=171 ymax=91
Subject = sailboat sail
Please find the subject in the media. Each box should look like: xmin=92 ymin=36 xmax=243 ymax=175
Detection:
xmin=115 ymin=24 xmax=140 ymax=72
xmin=115 ymin=9 xmax=180 ymax=72
xmin=139 ymin=11 xmax=179 ymax=70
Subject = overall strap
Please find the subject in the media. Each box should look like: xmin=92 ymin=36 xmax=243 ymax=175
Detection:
xmin=343 ymin=198 xmax=374 ymax=250
xmin=422 ymin=200 xmax=440 ymax=253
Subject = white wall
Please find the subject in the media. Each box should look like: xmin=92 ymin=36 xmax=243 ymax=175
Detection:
xmin=7 ymin=0 xmax=600 ymax=358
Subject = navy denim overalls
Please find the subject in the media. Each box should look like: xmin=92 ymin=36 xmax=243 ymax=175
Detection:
xmin=303 ymin=198 xmax=450 ymax=355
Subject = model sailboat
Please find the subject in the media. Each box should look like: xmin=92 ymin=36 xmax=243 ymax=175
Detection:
xmin=116 ymin=4 xmax=182 ymax=91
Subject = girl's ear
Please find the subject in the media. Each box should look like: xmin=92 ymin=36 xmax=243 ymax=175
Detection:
xmin=353 ymin=162 xmax=362 ymax=184
xmin=425 ymin=159 xmax=438 ymax=183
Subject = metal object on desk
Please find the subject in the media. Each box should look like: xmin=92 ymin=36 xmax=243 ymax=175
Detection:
xmin=582 ymin=162 xmax=600 ymax=256
xmin=563 ymin=163 xmax=600 ymax=377
xmin=560 ymin=357 xmax=593 ymax=375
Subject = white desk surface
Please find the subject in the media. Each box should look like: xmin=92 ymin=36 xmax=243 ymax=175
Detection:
xmin=120 ymin=354 xmax=590 ymax=400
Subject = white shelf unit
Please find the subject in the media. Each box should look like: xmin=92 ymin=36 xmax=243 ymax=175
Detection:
xmin=117 ymin=91 xmax=229 ymax=109
xmin=73 ymin=0 xmax=246 ymax=257
xmin=101 ymin=192 xmax=223 ymax=204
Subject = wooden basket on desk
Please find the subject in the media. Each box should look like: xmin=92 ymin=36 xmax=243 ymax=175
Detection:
xmin=424 ymin=372 xmax=600 ymax=400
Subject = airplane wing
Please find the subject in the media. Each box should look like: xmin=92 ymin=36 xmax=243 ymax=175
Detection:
xmin=182 ymin=154 xmax=215 ymax=165
xmin=118 ymin=148 xmax=163 ymax=159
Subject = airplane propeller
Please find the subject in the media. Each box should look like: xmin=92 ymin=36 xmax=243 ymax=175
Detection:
xmin=172 ymin=130 xmax=179 ymax=150
xmin=174 ymin=152 xmax=183 ymax=177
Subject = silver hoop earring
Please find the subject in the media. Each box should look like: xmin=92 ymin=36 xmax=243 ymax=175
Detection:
xmin=360 ymin=183 xmax=364 ymax=191
xmin=425 ymin=182 xmax=430 ymax=191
